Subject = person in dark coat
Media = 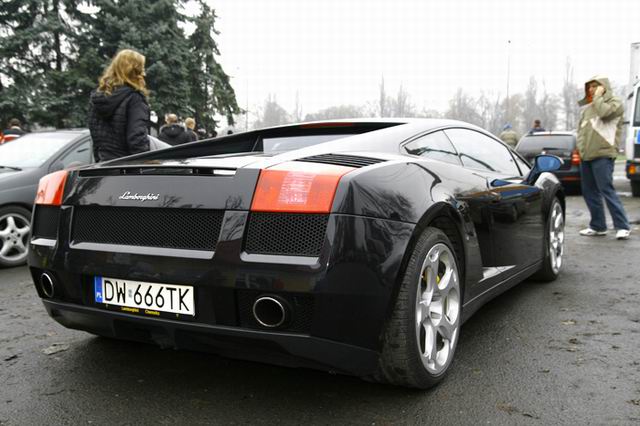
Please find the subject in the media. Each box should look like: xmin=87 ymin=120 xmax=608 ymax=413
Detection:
xmin=159 ymin=113 xmax=192 ymax=145
xmin=3 ymin=118 xmax=26 ymax=138
xmin=88 ymin=49 xmax=150 ymax=162
xmin=184 ymin=117 xmax=198 ymax=142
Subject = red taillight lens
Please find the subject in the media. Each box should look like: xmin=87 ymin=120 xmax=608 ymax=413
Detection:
xmin=251 ymin=162 xmax=355 ymax=213
xmin=35 ymin=170 xmax=68 ymax=205
xmin=571 ymin=149 xmax=581 ymax=166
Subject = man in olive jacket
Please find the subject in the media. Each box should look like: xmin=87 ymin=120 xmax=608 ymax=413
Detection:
xmin=577 ymin=76 xmax=630 ymax=239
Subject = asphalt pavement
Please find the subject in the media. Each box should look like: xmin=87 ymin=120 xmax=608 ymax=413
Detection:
xmin=1 ymin=167 xmax=639 ymax=425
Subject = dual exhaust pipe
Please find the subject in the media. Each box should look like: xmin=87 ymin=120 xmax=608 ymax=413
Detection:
xmin=252 ymin=296 xmax=289 ymax=328
xmin=39 ymin=273 xmax=290 ymax=329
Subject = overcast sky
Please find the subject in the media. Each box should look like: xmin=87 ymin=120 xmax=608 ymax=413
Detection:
xmin=198 ymin=0 xmax=640 ymax=118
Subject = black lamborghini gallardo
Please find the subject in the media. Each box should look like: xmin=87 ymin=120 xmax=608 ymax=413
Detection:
xmin=28 ymin=119 xmax=565 ymax=388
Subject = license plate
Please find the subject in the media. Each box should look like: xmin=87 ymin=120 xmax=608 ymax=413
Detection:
xmin=94 ymin=276 xmax=195 ymax=316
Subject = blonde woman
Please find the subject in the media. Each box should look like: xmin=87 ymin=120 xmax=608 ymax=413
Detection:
xmin=184 ymin=117 xmax=198 ymax=141
xmin=88 ymin=49 xmax=150 ymax=161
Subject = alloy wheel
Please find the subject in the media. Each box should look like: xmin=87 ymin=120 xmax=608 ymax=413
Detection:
xmin=0 ymin=212 xmax=31 ymax=264
xmin=415 ymin=243 xmax=461 ymax=375
xmin=549 ymin=202 xmax=564 ymax=274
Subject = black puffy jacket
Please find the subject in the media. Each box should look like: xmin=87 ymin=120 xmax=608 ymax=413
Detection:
xmin=88 ymin=86 xmax=150 ymax=162
xmin=158 ymin=123 xmax=192 ymax=146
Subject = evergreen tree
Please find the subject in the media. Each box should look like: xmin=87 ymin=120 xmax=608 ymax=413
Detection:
xmin=187 ymin=1 xmax=241 ymax=133
xmin=0 ymin=0 xmax=241 ymax=132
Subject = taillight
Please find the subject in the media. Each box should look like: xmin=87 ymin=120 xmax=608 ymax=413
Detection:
xmin=35 ymin=170 xmax=68 ymax=206
xmin=251 ymin=162 xmax=355 ymax=213
xmin=571 ymin=149 xmax=581 ymax=166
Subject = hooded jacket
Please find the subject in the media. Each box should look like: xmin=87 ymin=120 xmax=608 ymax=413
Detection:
xmin=576 ymin=76 xmax=623 ymax=161
xmin=499 ymin=128 xmax=519 ymax=148
xmin=88 ymin=86 xmax=150 ymax=162
xmin=158 ymin=123 xmax=192 ymax=146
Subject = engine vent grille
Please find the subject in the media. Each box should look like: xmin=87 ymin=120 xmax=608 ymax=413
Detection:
xmin=32 ymin=206 xmax=60 ymax=239
xmin=245 ymin=213 xmax=328 ymax=257
xmin=79 ymin=167 xmax=235 ymax=177
xmin=72 ymin=206 xmax=224 ymax=251
xmin=296 ymin=153 xmax=386 ymax=168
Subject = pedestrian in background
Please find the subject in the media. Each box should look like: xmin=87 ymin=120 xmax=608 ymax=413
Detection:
xmin=159 ymin=113 xmax=191 ymax=145
xmin=528 ymin=119 xmax=546 ymax=135
xmin=576 ymin=76 xmax=630 ymax=240
xmin=3 ymin=118 xmax=26 ymax=137
xmin=88 ymin=49 xmax=150 ymax=162
xmin=185 ymin=117 xmax=198 ymax=141
xmin=499 ymin=123 xmax=519 ymax=148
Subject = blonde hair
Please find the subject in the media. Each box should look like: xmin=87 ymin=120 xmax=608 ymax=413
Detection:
xmin=165 ymin=113 xmax=178 ymax=124
xmin=98 ymin=49 xmax=149 ymax=97
xmin=185 ymin=117 xmax=196 ymax=129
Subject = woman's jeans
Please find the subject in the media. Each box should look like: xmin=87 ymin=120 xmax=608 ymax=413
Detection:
xmin=580 ymin=157 xmax=630 ymax=231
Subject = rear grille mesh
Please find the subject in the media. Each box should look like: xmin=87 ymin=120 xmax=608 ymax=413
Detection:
xmin=245 ymin=213 xmax=328 ymax=256
xmin=72 ymin=206 xmax=224 ymax=251
xmin=32 ymin=206 xmax=60 ymax=239
xmin=297 ymin=153 xmax=386 ymax=168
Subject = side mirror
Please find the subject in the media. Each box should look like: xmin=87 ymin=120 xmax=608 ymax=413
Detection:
xmin=535 ymin=155 xmax=562 ymax=172
xmin=524 ymin=154 xmax=562 ymax=185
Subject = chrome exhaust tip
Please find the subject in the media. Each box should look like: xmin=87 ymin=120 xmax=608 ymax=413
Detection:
xmin=252 ymin=296 xmax=288 ymax=328
xmin=40 ymin=272 xmax=55 ymax=298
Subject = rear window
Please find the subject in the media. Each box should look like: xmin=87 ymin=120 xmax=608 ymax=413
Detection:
xmin=517 ymin=135 xmax=575 ymax=151
xmin=261 ymin=134 xmax=352 ymax=153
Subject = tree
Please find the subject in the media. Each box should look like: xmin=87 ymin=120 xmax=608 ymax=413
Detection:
xmin=304 ymin=104 xmax=364 ymax=121
xmin=389 ymin=84 xmax=417 ymax=117
xmin=445 ymin=88 xmax=482 ymax=126
xmin=0 ymin=0 xmax=241 ymax=132
xmin=0 ymin=0 xmax=78 ymax=128
xmin=292 ymin=91 xmax=303 ymax=122
xmin=378 ymin=75 xmax=387 ymax=117
xmin=187 ymin=0 xmax=241 ymax=133
xmin=537 ymin=83 xmax=559 ymax=131
xmin=561 ymin=58 xmax=582 ymax=130
xmin=254 ymin=94 xmax=290 ymax=128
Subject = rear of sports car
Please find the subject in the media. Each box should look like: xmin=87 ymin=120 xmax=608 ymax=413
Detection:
xmin=27 ymin=152 xmax=418 ymax=377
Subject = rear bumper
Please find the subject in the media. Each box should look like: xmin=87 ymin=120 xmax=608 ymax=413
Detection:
xmin=43 ymin=299 xmax=379 ymax=375
xmin=29 ymin=210 xmax=416 ymax=375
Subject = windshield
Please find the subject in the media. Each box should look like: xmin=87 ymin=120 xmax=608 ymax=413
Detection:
xmin=0 ymin=132 xmax=79 ymax=168
xmin=261 ymin=134 xmax=352 ymax=153
xmin=517 ymin=135 xmax=575 ymax=152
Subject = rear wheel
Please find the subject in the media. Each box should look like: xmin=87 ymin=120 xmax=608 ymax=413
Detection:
xmin=371 ymin=227 xmax=461 ymax=389
xmin=0 ymin=206 xmax=31 ymax=268
xmin=531 ymin=198 xmax=564 ymax=282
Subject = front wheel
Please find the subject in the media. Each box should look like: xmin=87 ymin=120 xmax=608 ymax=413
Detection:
xmin=531 ymin=198 xmax=564 ymax=282
xmin=371 ymin=227 xmax=462 ymax=389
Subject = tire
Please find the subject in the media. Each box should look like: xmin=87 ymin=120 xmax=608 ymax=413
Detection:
xmin=631 ymin=180 xmax=640 ymax=197
xmin=370 ymin=227 xmax=462 ymax=389
xmin=530 ymin=197 xmax=564 ymax=282
xmin=0 ymin=205 xmax=32 ymax=268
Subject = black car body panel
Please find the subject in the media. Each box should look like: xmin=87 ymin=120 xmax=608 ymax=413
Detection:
xmin=28 ymin=119 xmax=564 ymax=376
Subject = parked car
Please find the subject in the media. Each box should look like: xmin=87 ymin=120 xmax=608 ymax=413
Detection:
xmin=28 ymin=119 xmax=564 ymax=389
xmin=0 ymin=130 xmax=168 ymax=267
xmin=515 ymin=131 xmax=581 ymax=192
